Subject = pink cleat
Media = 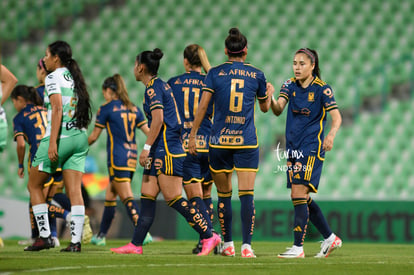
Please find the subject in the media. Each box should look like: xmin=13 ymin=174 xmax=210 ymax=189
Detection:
xmin=110 ymin=242 xmax=142 ymax=254
xmin=197 ymin=233 xmax=221 ymax=256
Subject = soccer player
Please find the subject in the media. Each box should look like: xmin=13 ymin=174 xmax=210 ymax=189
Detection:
xmin=24 ymin=40 xmax=92 ymax=252
xmin=88 ymin=74 xmax=152 ymax=246
xmin=111 ymin=48 xmax=221 ymax=255
xmin=0 ymin=63 xmax=18 ymax=152
xmin=270 ymin=48 xmax=343 ymax=258
xmin=167 ymin=44 xmax=217 ymax=254
xmin=188 ymin=28 xmax=273 ymax=258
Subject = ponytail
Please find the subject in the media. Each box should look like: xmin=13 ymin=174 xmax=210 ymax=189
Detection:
xmin=11 ymin=85 xmax=43 ymax=106
xmin=103 ymin=74 xmax=135 ymax=112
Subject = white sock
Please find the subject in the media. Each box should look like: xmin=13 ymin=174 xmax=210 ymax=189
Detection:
xmin=223 ymin=241 xmax=234 ymax=249
xmin=70 ymin=205 xmax=85 ymax=244
xmin=32 ymin=203 xmax=51 ymax=238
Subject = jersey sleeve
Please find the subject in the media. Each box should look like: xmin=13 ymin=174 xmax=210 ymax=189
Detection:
xmin=321 ymin=85 xmax=338 ymax=111
xmin=94 ymin=105 xmax=107 ymax=129
xmin=45 ymin=72 xmax=61 ymax=96
xmin=256 ymin=71 xmax=268 ymax=100
xmin=13 ymin=115 xmax=25 ymax=141
xmin=147 ymin=84 xmax=164 ymax=111
xmin=135 ymin=107 xmax=147 ymax=128
xmin=203 ymin=69 xmax=215 ymax=94
xmin=278 ymin=78 xmax=294 ymax=102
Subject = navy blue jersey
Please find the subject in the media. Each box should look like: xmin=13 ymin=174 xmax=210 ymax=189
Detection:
xmin=13 ymin=104 xmax=47 ymax=164
xmin=95 ymin=99 xmax=147 ymax=170
xmin=143 ymin=77 xmax=185 ymax=156
xmin=35 ymin=84 xmax=45 ymax=105
xmin=279 ymin=77 xmax=338 ymax=160
xmin=203 ymin=61 xmax=267 ymax=149
xmin=168 ymin=71 xmax=213 ymax=152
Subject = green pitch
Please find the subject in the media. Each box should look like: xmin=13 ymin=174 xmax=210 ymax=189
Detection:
xmin=1 ymin=240 xmax=413 ymax=274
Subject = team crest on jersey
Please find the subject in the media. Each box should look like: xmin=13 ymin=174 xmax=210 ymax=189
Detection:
xmin=308 ymin=92 xmax=315 ymax=102
xmin=174 ymin=78 xmax=182 ymax=85
xmin=218 ymin=70 xmax=227 ymax=76
xmin=283 ymin=79 xmax=292 ymax=86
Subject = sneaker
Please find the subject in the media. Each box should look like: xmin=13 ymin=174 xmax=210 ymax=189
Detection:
xmin=192 ymin=243 xmax=202 ymax=254
xmin=91 ymin=234 xmax=106 ymax=246
xmin=221 ymin=244 xmax=236 ymax=257
xmin=61 ymin=242 xmax=81 ymax=252
xmin=82 ymin=215 xmax=93 ymax=244
xmin=110 ymin=242 xmax=142 ymax=254
xmin=143 ymin=232 xmax=153 ymax=246
xmin=315 ymin=235 xmax=342 ymax=258
xmin=241 ymin=244 xmax=256 ymax=258
xmin=278 ymin=246 xmax=305 ymax=258
xmin=197 ymin=233 xmax=221 ymax=256
xmin=51 ymin=237 xmax=60 ymax=247
xmin=24 ymin=236 xmax=53 ymax=251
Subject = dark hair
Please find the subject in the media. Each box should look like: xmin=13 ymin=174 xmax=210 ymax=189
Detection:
xmin=183 ymin=44 xmax=202 ymax=67
xmin=225 ymin=27 xmax=248 ymax=57
xmin=37 ymin=58 xmax=50 ymax=74
xmin=102 ymin=74 xmax=135 ymax=111
xmin=11 ymin=85 xmax=43 ymax=106
xmin=295 ymin=48 xmax=321 ymax=78
xmin=48 ymin=40 xmax=92 ymax=128
xmin=136 ymin=48 xmax=164 ymax=76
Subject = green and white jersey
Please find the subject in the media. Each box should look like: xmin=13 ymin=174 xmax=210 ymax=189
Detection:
xmin=44 ymin=67 xmax=84 ymax=138
xmin=0 ymin=83 xmax=6 ymax=120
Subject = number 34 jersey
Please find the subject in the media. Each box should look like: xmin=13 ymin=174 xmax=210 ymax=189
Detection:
xmin=203 ymin=61 xmax=268 ymax=149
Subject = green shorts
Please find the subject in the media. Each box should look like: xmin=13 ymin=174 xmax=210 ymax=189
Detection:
xmin=32 ymin=132 xmax=89 ymax=174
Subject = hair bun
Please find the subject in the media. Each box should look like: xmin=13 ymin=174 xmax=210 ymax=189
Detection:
xmin=151 ymin=48 xmax=164 ymax=60
xmin=229 ymin=27 xmax=240 ymax=37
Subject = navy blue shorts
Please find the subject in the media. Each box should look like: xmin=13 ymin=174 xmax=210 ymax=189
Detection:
xmin=143 ymin=148 xmax=184 ymax=177
xmin=108 ymin=167 xmax=134 ymax=183
xmin=209 ymin=147 xmax=259 ymax=173
xmin=183 ymin=152 xmax=213 ymax=185
xmin=286 ymin=155 xmax=323 ymax=193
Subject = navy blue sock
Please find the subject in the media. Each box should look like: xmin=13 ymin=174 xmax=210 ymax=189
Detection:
xmin=168 ymin=196 xmax=211 ymax=239
xmin=217 ymin=191 xmax=232 ymax=242
xmin=203 ymin=196 xmax=214 ymax=224
xmin=292 ymin=198 xmax=309 ymax=247
xmin=98 ymin=200 xmax=116 ymax=237
xmin=190 ymin=196 xmax=213 ymax=231
xmin=239 ymin=191 xmax=255 ymax=245
xmin=123 ymin=197 xmax=140 ymax=226
xmin=308 ymin=197 xmax=332 ymax=239
xmin=52 ymin=193 xmax=71 ymax=211
xmin=132 ymin=195 xmax=156 ymax=246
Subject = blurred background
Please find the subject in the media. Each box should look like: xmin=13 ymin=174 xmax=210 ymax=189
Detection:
xmin=1 ymin=0 xmax=413 ymax=243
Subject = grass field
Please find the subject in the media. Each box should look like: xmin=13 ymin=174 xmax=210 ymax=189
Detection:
xmin=1 ymin=239 xmax=414 ymax=274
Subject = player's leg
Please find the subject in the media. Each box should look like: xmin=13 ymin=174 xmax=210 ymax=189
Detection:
xmin=24 ymin=165 xmax=53 ymax=251
xmin=91 ymin=182 xmax=116 ymax=246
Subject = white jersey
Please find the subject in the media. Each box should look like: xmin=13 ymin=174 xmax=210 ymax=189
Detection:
xmin=44 ymin=67 xmax=84 ymax=138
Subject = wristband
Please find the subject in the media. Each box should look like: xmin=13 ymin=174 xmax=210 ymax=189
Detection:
xmin=18 ymin=164 xmax=24 ymax=169
xmin=143 ymin=144 xmax=151 ymax=151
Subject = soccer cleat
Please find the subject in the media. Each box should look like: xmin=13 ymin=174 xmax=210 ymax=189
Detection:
xmin=315 ymin=235 xmax=342 ymax=258
xmin=278 ymin=246 xmax=305 ymax=258
xmin=61 ymin=242 xmax=81 ymax=252
xmin=24 ymin=236 xmax=53 ymax=251
xmin=192 ymin=243 xmax=202 ymax=254
xmin=197 ymin=233 xmax=221 ymax=256
xmin=82 ymin=215 xmax=93 ymax=244
xmin=91 ymin=234 xmax=106 ymax=246
xmin=241 ymin=244 xmax=256 ymax=258
xmin=221 ymin=245 xmax=236 ymax=256
xmin=110 ymin=242 xmax=143 ymax=254
xmin=214 ymin=238 xmax=224 ymax=255
xmin=51 ymin=236 xmax=60 ymax=247
xmin=143 ymin=232 xmax=153 ymax=246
